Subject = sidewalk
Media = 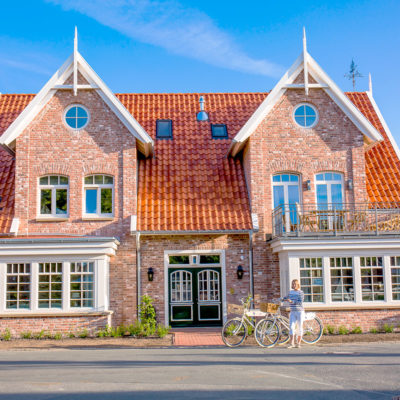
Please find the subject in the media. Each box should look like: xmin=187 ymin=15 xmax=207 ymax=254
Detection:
xmin=172 ymin=328 xmax=224 ymax=346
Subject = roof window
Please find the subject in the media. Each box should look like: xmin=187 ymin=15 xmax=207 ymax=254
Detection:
xmin=156 ymin=119 xmax=172 ymax=139
xmin=211 ymin=124 xmax=228 ymax=139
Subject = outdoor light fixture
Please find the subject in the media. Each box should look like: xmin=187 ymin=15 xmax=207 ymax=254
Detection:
xmin=306 ymin=180 xmax=311 ymax=191
xmin=237 ymin=265 xmax=244 ymax=280
xmin=347 ymin=179 xmax=353 ymax=190
xmin=147 ymin=267 xmax=154 ymax=282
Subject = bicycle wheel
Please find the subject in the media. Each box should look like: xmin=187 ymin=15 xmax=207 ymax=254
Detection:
xmin=255 ymin=318 xmax=280 ymax=348
xmin=222 ymin=317 xmax=247 ymax=347
xmin=302 ymin=316 xmax=323 ymax=344
xmin=277 ymin=316 xmax=290 ymax=345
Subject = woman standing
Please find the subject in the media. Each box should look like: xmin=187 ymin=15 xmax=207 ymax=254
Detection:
xmin=283 ymin=279 xmax=305 ymax=348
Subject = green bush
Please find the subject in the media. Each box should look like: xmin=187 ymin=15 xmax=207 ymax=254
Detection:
xmin=68 ymin=332 xmax=76 ymax=339
xmin=20 ymin=331 xmax=32 ymax=339
xmin=338 ymin=325 xmax=349 ymax=335
xmin=370 ymin=327 xmax=378 ymax=334
xmin=324 ymin=325 xmax=335 ymax=335
xmin=383 ymin=324 xmax=394 ymax=333
xmin=128 ymin=322 xmax=142 ymax=337
xmin=139 ymin=295 xmax=157 ymax=335
xmin=156 ymin=323 xmax=170 ymax=338
xmin=34 ymin=330 xmax=46 ymax=340
xmin=2 ymin=328 xmax=11 ymax=341
xmin=53 ymin=332 xmax=63 ymax=340
xmin=78 ymin=329 xmax=89 ymax=338
xmin=351 ymin=326 xmax=362 ymax=334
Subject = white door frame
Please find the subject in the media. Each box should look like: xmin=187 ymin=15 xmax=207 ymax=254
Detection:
xmin=164 ymin=250 xmax=226 ymax=326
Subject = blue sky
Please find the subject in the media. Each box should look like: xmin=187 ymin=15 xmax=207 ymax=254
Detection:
xmin=1 ymin=0 xmax=399 ymax=142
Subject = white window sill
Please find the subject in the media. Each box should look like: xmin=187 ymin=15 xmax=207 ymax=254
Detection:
xmin=0 ymin=310 xmax=113 ymax=317
xmin=82 ymin=216 xmax=114 ymax=221
xmin=305 ymin=302 xmax=400 ymax=311
xmin=36 ymin=216 xmax=69 ymax=222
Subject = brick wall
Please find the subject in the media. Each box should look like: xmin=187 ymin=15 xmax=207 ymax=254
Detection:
xmin=139 ymin=234 xmax=250 ymax=324
xmin=15 ymin=83 xmax=137 ymax=236
xmin=0 ymin=315 xmax=109 ymax=337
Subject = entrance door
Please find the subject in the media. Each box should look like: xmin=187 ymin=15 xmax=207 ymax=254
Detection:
xmin=168 ymin=267 xmax=222 ymax=327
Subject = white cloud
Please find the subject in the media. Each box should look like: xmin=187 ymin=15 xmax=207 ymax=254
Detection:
xmin=48 ymin=0 xmax=283 ymax=77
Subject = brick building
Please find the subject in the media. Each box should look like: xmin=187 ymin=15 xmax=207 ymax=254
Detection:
xmin=0 ymin=35 xmax=399 ymax=335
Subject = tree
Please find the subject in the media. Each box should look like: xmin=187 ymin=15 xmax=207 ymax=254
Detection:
xmin=344 ymin=59 xmax=363 ymax=90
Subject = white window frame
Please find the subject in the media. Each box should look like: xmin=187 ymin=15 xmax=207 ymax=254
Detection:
xmin=83 ymin=175 xmax=114 ymax=219
xmin=314 ymin=171 xmax=344 ymax=206
xmin=293 ymin=103 xmax=319 ymax=129
xmin=280 ymin=250 xmax=400 ymax=309
xmin=0 ymin=257 xmax=109 ymax=314
xmin=272 ymin=173 xmax=301 ymax=209
xmin=63 ymin=104 xmax=90 ymax=131
xmin=37 ymin=175 xmax=69 ymax=219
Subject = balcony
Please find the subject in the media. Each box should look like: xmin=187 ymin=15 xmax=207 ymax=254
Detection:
xmin=272 ymin=203 xmax=400 ymax=238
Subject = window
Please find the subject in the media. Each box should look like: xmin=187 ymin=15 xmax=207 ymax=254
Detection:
xmin=70 ymin=262 xmax=94 ymax=308
xmin=169 ymin=255 xmax=190 ymax=265
xmin=156 ymin=119 xmax=172 ymax=139
xmin=38 ymin=263 xmax=63 ymax=309
xmin=39 ymin=175 xmax=69 ymax=217
xmin=211 ymin=124 xmax=228 ymax=139
xmin=293 ymin=103 xmax=318 ymax=128
xmin=6 ymin=263 xmax=31 ymax=309
xmin=330 ymin=257 xmax=354 ymax=302
xmin=390 ymin=257 xmax=400 ymax=300
xmin=315 ymin=172 xmax=343 ymax=206
xmin=199 ymin=255 xmax=220 ymax=264
xmin=300 ymin=258 xmax=324 ymax=302
xmin=84 ymin=175 xmax=114 ymax=217
xmin=64 ymin=105 xmax=89 ymax=130
xmin=360 ymin=257 xmax=384 ymax=301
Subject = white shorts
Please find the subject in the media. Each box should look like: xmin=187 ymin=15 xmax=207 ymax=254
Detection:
xmin=289 ymin=311 xmax=305 ymax=336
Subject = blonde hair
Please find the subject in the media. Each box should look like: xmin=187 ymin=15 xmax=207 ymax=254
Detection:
xmin=291 ymin=279 xmax=300 ymax=290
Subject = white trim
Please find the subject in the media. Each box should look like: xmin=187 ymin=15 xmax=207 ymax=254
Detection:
xmin=0 ymin=51 xmax=153 ymax=156
xmin=229 ymin=50 xmax=383 ymax=156
xmin=163 ymin=249 xmax=226 ymax=326
xmin=37 ymin=175 xmax=69 ymax=219
xmin=366 ymin=90 xmax=400 ymax=160
xmin=83 ymin=174 xmax=114 ymax=219
xmin=9 ymin=218 xmax=19 ymax=235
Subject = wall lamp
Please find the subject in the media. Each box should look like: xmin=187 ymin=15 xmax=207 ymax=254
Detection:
xmin=347 ymin=179 xmax=353 ymax=190
xmin=147 ymin=267 xmax=154 ymax=282
xmin=237 ymin=265 xmax=244 ymax=280
xmin=306 ymin=180 xmax=311 ymax=191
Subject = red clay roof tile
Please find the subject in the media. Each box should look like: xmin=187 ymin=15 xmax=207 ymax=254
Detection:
xmin=0 ymin=91 xmax=398 ymax=233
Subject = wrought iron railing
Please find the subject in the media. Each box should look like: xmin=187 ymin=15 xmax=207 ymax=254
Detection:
xmin=272 ymin=203 xmax=400 ymax=238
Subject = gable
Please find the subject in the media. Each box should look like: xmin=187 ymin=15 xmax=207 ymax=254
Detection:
xmin=229 ymin=52 xmax=383 ymax=157
xmin=0 ymin=52 xmax=153 ymax=156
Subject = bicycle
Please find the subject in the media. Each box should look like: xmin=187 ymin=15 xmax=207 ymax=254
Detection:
xmin=258 ymin=298 xmax=323 ymax=345
xmin=222 ymin=297 xmax=280 ymax=348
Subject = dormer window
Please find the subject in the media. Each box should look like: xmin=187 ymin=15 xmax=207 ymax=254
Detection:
xmin=156 ymin=119 xmax=172 ymax=139
xmin=211 ymin=124 xmax=228 ymax=139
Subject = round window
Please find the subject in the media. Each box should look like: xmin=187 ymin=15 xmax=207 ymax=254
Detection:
xmin=64 ymin=105 xmax=89 ymax=130
xmin=293 ymin=104 xmax=318 ymax=128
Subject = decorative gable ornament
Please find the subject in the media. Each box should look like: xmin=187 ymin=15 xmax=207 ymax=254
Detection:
xmin=229 ymin=28 xmax=383 ymax=157
xmin=0 ymin=28 xmax=154 ymax=157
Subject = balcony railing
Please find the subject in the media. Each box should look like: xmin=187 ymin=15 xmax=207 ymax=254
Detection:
xmin=272 ymin=203 xmax=400 ymax=238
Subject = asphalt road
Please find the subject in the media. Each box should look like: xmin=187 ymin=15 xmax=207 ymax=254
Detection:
xmin=0 ymin=342 xmax=399 ymax=399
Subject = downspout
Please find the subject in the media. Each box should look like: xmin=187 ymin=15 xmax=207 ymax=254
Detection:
xmin=136 ymin=231 xmax=141 ymax=322
xmin=249 ymin=230 xmax=254 ymax=301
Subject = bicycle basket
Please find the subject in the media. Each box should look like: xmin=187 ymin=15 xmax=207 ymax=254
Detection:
xmin=227 ymin=303 xmax=244 ymax=314
xmin=260 ymin=302 xmax=279 ymax=314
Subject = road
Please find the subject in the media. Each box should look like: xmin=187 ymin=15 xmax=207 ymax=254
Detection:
xmin=0 ymin=342 xmax=399 ymax=399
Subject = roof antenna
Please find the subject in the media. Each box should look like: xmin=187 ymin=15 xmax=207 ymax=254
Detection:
xmin=303 ymin=27 xmax=309 ymax=96
xmin=73 ymin=26 xmax=78 ymax=96
xmin=368 ymin=73 xmax=373 ymax=96
xmin=197 ymin=96 xmax=209 ymax=122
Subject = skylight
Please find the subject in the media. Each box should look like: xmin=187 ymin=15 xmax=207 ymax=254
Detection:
xmin=211 ymin=124 xmax=228 ymax=139
xmin=156 ymin=119 xmax=173 ymax=139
